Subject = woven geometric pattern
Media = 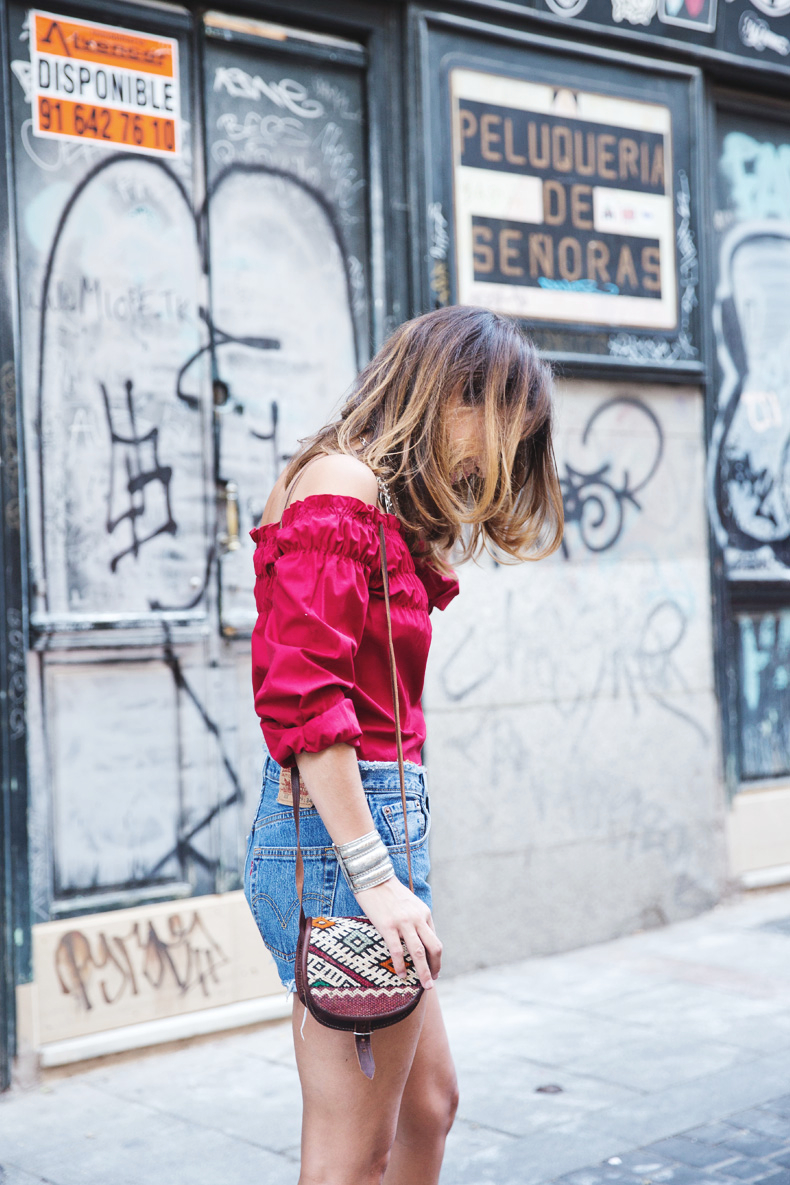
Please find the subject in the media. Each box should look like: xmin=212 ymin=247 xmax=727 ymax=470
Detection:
xmin=306 ymin=916 xmax=420 ymax=1004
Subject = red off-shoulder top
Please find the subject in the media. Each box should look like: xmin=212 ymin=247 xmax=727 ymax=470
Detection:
xmin=249 ymin=494 xmax=459 ymax=767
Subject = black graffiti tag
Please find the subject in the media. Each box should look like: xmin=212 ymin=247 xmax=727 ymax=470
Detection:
xmin=561 ymin=395 xmax=664 ymax=558
xmin=100 ymin=378 xmax=176 ymax=572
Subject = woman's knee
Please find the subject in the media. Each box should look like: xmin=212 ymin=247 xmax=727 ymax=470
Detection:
xmin=442 ymin=1074 xmax=461 ymax=1133
xmin=403 ymin=1074 xmax=460 ymax=1142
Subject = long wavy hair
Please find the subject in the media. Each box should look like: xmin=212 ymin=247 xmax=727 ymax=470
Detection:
xmin=282 ymin=306 xmax=564 ymax=568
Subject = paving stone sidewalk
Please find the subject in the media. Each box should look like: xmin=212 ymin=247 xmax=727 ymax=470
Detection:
xmin=554 ymin=1096 xmax=790 ymax=1185
xmin=1 ymin=884 xmax=790 ymax=1185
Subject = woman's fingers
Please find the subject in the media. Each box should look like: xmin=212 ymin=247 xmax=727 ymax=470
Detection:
xmin=422 ymin=923 xmax=443 ymax=979
xmin=400 ymin=922 xmax=434 ymax=989
xmin=356 ymin=880 xmax=442 ymax=986
xmin=381 ymin=925 xmax=408 ymax=978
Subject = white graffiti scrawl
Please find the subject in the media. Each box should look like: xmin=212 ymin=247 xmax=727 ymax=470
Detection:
xmin=719 ymin=133 xmax=790 ymax=222
xmin=708 ymin=129 xmax=790 ymax=575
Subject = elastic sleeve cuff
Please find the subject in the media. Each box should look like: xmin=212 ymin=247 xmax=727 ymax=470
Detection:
xmin=262 ymin=699 xmax=363 ymax=768
xmin=414 ymin=557 xmax=460 ymax=613
xmin=430 ymin=582 xmax=460 ymax=613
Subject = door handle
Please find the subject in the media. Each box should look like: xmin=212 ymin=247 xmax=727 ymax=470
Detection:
xmin=218 ymin=480 xmax=240 ymax=552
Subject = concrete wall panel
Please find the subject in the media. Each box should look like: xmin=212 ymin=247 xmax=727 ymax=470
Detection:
xmin=425 ymin=379 xmax=727 ymax=973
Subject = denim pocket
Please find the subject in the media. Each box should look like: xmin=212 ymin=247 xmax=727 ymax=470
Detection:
xmin=246 ymin=848 xmax=332 ymax=961
xmin=372 ymin=793 xmax=430 ymax=851
xmin=245 ymin=805 xmax=334 ymax=962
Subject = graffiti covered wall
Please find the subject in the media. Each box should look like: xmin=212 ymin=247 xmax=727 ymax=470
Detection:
xmin=7 ymin=6 xmax=231 ymax=921
xmin=709 ymin=114 xmax=790 ymax=580
xmin=709 ymin=108 xmax=790 ymax=784
xmin=31 ymin=891 xmax=282 ymax=1045
xmin=425 ymin=380 xmax=726 ymax=970
xmin=8 ymin=7 xmax=372 ymax=930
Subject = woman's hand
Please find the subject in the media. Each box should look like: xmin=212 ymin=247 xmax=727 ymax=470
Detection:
xmin=355 ymin=875 xmax=442 ymax=990
xmin=293 ymin=746 xmax=441 ymax=989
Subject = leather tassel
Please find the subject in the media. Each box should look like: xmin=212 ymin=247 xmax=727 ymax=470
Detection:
xmin=355 ymin=1031 xmax=375 ymax=1079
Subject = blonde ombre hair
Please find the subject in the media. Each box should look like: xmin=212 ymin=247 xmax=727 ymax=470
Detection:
xmin=283 ymin=306 xmax=564 ymax=568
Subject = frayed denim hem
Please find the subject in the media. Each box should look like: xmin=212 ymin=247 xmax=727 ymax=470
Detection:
xmin=357 ymin=757 xmax=427 ymax=775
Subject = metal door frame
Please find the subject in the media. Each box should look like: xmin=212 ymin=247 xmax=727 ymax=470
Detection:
xmin=0 ymin=0 xmax=33 ymax=1090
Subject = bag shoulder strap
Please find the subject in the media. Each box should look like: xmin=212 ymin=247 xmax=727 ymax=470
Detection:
xmin=292 ymin=519 xmax=412 ymax=925
xmin=378 ymin=523 xmax=413 ymax=891
xmin=279 ymin=455 xmax=326 ymax=527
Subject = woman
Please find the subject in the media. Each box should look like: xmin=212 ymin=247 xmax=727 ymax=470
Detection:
xmin=245 ymin=305 xmax=563 ymax=1184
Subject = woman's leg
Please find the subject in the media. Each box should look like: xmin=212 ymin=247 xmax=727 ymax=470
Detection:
xmin=293 ymin=993 xmax=429 ymax=1185
xmin=383 ymin=987 xmax=459 ymax=1185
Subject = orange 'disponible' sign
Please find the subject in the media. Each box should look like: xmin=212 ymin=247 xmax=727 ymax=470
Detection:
xmin=30 ymin=10 xmax=180 ymax=157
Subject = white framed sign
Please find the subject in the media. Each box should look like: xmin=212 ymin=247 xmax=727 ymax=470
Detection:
xmin=451 ymin=68 xmax=677 ymax=331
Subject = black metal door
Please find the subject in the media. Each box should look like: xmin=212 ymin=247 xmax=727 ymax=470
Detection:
xmin=201 ymin=11 xmax=373 ymax=635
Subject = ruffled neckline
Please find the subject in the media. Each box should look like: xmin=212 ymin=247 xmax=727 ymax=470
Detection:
xmin=249 ymin=493 xmax=403 ymax=546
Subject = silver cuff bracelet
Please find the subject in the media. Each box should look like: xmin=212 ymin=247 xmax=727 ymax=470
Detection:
xmin=333 ymin=829 xmax=394 ymax=894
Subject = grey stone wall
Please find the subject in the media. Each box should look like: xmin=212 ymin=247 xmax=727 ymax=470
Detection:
xmin=424 ymin=378 xmax=729 ymax=975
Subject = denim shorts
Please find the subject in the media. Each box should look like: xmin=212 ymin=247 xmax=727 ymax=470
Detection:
xmin=243 ymin=751 xmax=433 ymax=994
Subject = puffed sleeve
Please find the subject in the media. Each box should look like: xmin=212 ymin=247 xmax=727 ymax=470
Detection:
xmin=414 ymin=556 xmax=460 ymax=613
xmin=252 ymin=497 xmax=381 ymax=767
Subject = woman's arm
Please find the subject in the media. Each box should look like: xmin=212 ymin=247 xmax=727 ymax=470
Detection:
xmin=296 ymin=744 xmax=440 ymax=989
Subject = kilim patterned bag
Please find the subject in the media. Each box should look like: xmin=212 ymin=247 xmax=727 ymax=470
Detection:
xmin=291 ymin=522 xmax=424 ymax=1079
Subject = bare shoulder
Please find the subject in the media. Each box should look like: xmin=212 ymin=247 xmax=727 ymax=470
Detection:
xmin=259 ymin=454 xmax=377 ymax=528
xmin=292 ymin=453 xmax=378 ymax=506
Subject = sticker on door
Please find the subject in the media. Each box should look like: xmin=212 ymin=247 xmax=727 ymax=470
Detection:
xmin=29 ymin=9 xmax=180 ymax=156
